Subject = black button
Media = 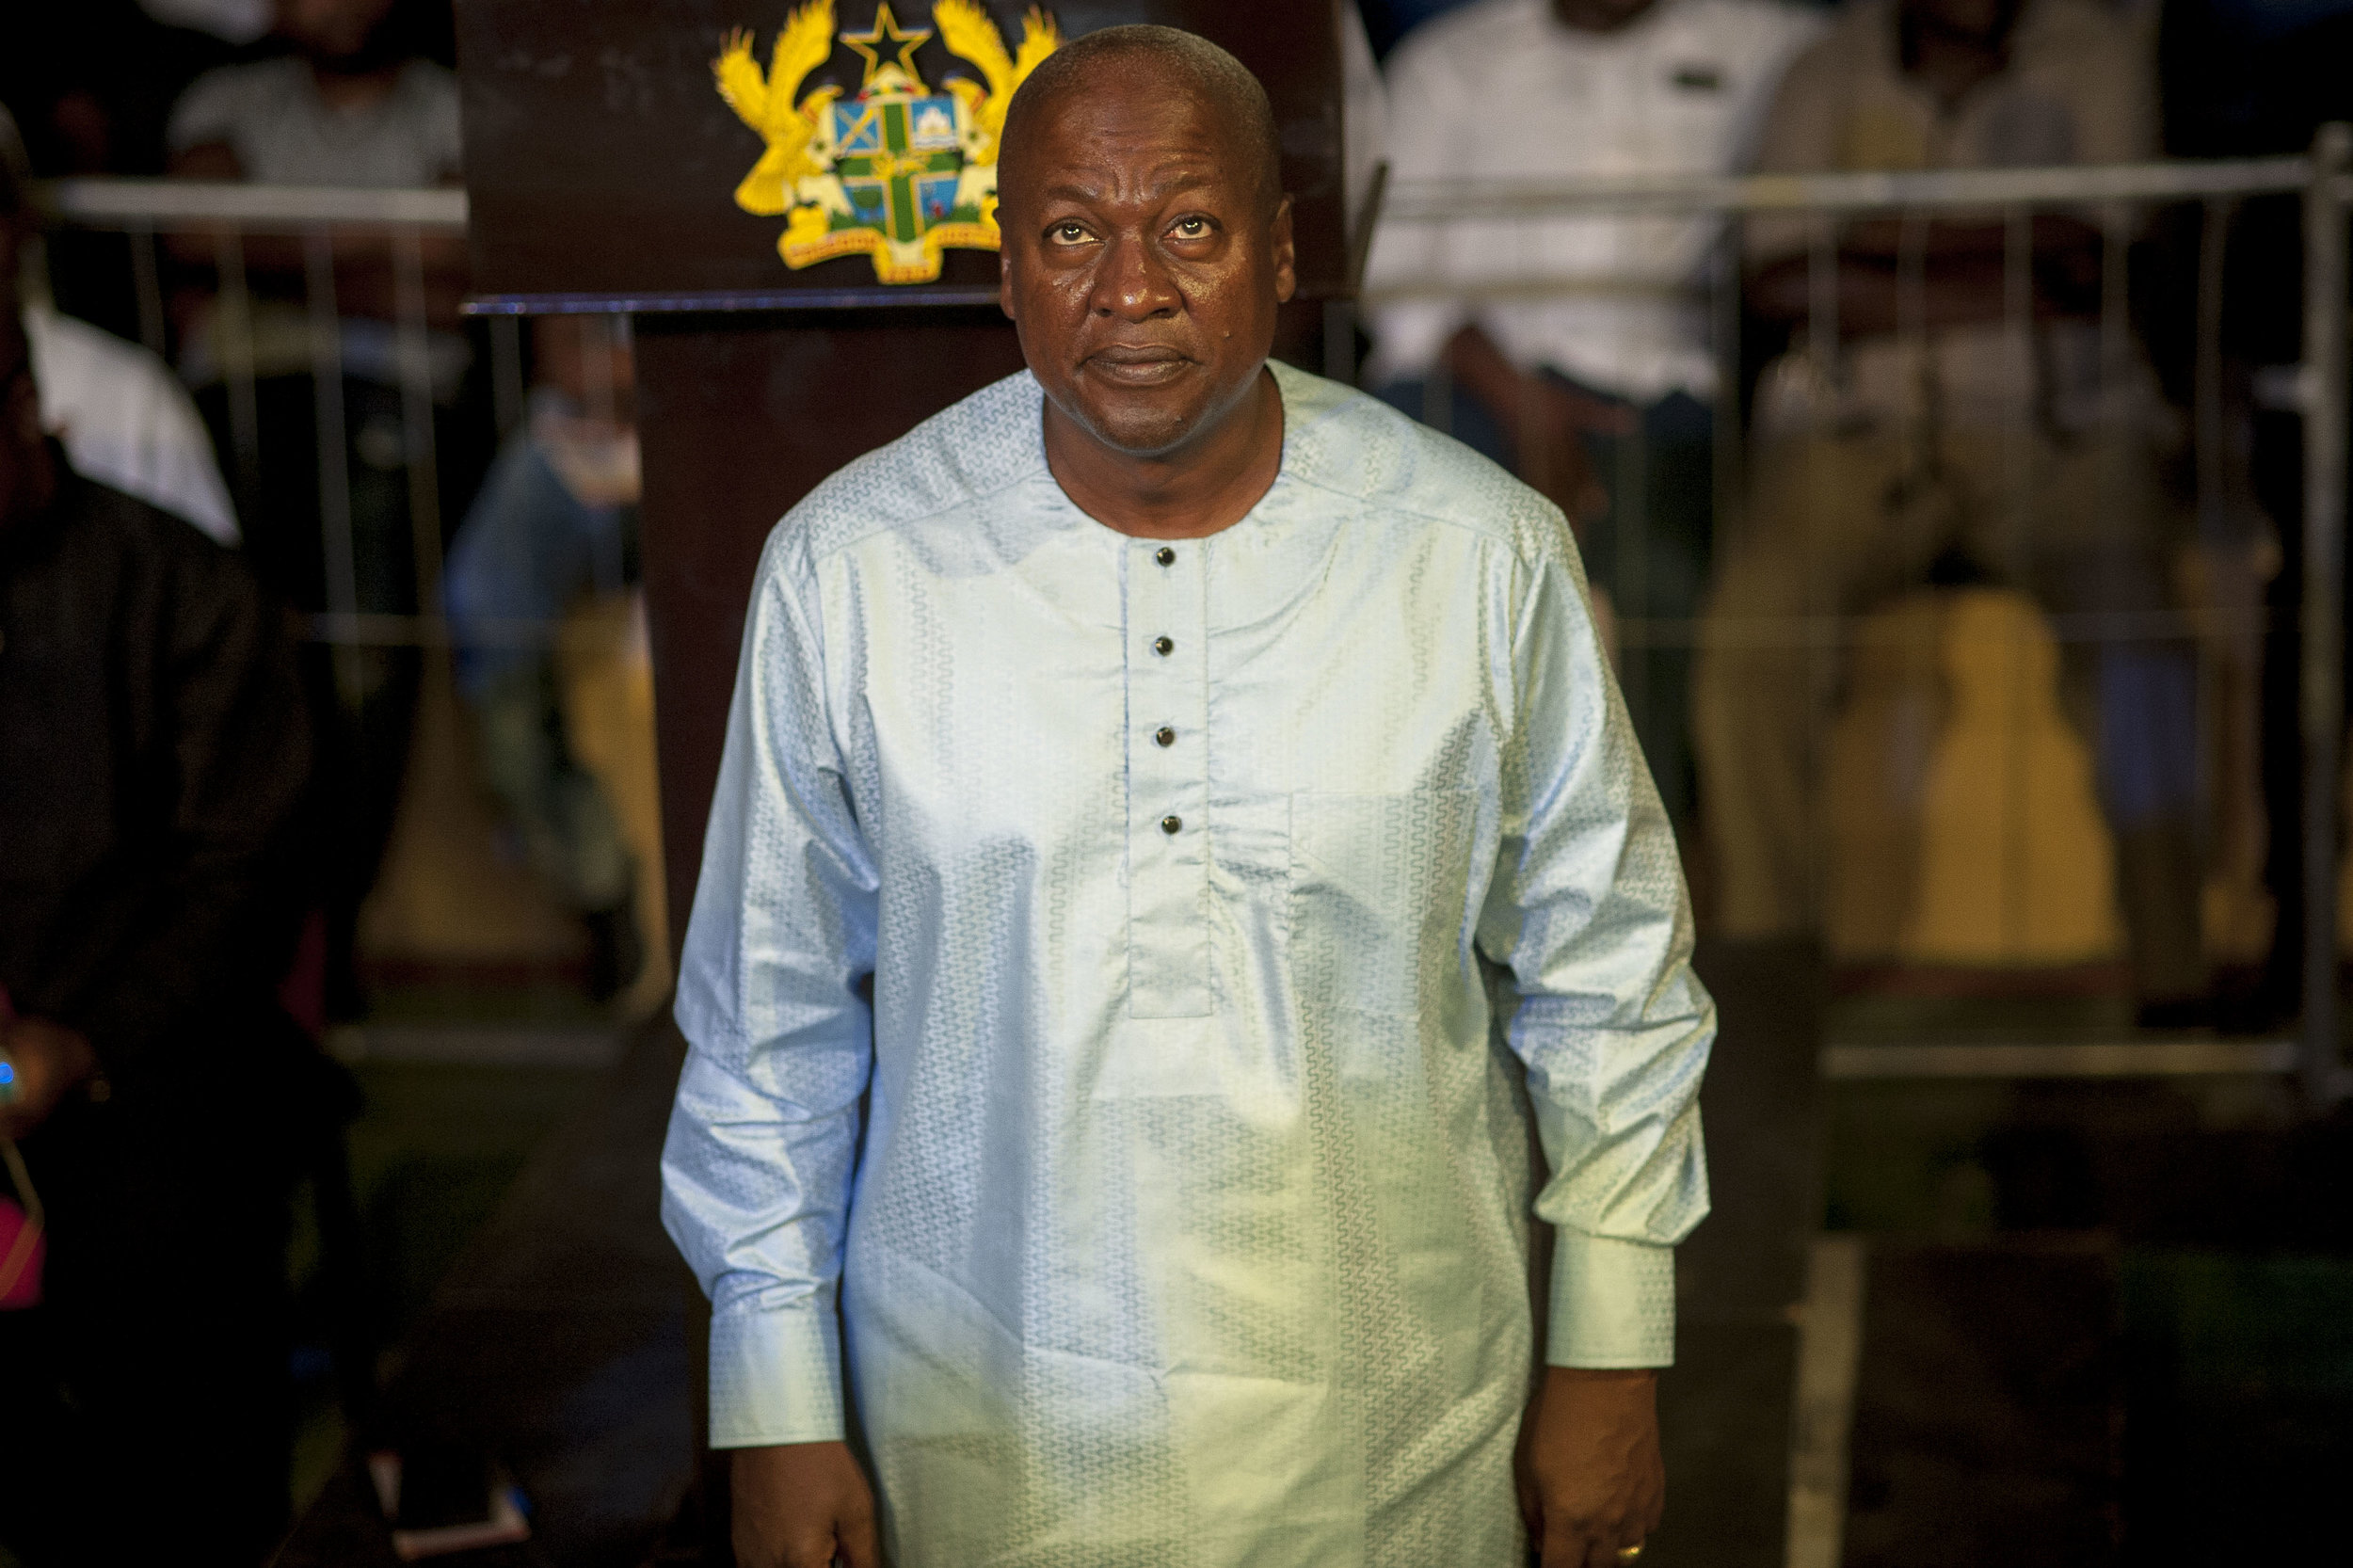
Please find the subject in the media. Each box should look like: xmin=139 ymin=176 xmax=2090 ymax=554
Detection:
xmin=1160 ymin=815 xmax=1182 ymax=834
xmin=1154 ymin=727 xmax=1176 ymax=747
xmin=1152 ymin=636 xmax=1174 ymax=656
xmin=1155 ymin=546 xmax=1176 ymax=567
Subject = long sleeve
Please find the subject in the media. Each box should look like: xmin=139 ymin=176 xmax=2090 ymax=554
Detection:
xmin=1476 ymin=526 xmax=1713 ymax=1368
xmin=661 ymin=535 xmax=880 ymax=1447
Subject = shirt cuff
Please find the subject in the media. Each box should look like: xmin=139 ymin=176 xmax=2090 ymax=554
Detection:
xmin=1546 ymin=1232 xmax=1676 ymax=1368
xmin=708 ymin=1289 xmax=848 ymax=1448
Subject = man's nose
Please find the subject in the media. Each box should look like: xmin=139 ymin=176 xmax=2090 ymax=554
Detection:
xmin=1091 ymin=231 xmax=1180 ymax=320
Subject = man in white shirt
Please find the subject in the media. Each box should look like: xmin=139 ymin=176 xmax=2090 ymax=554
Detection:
xmin=0 ymin=106 xmax=237 ymax=545
xmin=1366 ymin=0 xmax=1820 ymax=825
xmin=662 ymin=25 xmax=1714 ymax=1568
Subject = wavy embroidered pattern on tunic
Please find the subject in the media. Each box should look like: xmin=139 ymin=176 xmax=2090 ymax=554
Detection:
xmin=661 ymin=362 xmax=1714 ymax=1568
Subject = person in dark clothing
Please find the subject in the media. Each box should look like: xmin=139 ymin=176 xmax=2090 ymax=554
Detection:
xmin=0 ymin=304 xmax=317 ymax=1566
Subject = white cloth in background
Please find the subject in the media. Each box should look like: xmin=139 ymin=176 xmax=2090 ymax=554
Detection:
xmin=166 ymin=56 xmax=462 ymax=186
xmin=1366 ymin=0 xmax=1822 ymax=399
xmin=25 ymin=303 xmax=238 ymax=545
xmin=660 ymin=362 xmax=1713 ymax=1567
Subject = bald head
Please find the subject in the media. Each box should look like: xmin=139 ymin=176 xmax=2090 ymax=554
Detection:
xmin=998 ymin=25 xmax=1281 ymax=220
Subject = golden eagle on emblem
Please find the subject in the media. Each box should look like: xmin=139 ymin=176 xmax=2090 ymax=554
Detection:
xmin=714 ymin=0 xmax=1063 ymax=284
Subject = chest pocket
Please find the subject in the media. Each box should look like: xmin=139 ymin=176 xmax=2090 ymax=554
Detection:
xmin=1289 ymin=791 xmax=1480 ymax=1018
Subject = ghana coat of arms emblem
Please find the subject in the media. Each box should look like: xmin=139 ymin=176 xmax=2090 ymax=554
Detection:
xmin=714 ymin=0 xmax=1062 ymax=284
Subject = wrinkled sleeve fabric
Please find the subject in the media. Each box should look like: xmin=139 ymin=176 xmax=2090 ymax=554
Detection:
xmin=662 ymin=530 xmax=880 ymax=1448
xmin=1475 ymin=520 xmax=1714 ymax=1368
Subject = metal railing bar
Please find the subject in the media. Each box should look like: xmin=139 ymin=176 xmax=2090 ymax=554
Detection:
xmin=127 ymin=220 xmax=167 ymax=359
xmin=1803 ymin=216 xmax=1839 ymax=924
xmin=1384 ymin=156 xmax=2312 ymax=221
xmin=2300 ymin=124 xmax=2352 ymax=1106
xmin=40 ymin=178 xmax=466 ymax=232
xmin=1621 ymin=606 xmax=2272 ymax=652
xmin=2194 ymin=198 xmax=2232 ymax=545
xmin=1709 ymin=225 xmax=1743 ymax=541
xmin=283 ymin=602 xmax=2290 ymax=654
xmin=212 ymin=229 xmax=261 ymax=507
xmin=2098 ymin=204 xmax=2132 ymax=562
xmin=1822 ymin=1038 xmax=2299 ymax=1080
xmin=1999 ymin=206 xmax=2034 ymax=952
xmin=392 ymin=229 xmax=446 ymax=631
xmin=303 ymin=229 xmax=360 ymax=704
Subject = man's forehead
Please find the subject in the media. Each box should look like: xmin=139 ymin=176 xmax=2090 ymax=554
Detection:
xmin=1032 ymin=70 xmax=1228 ymax=147
xmin=1012 ymin=80 xmax=1253 ymax=199
xmin=1031 ymin=145 xmax=1231 ymax=200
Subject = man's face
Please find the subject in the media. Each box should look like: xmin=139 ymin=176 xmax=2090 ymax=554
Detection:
xmin=998 ymin=65 xmax=1294 ymax=460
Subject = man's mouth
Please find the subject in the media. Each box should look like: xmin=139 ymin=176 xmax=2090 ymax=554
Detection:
xmin=1085 ymin=345 xmax=1193 ymax=386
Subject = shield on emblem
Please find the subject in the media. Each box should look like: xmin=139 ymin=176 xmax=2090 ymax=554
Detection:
xmin=832 ymin=94 xmax=968 ymax=246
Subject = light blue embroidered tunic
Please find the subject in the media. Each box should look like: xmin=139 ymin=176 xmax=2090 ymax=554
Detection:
xmin=661 ymin=361 xmax=1713 ymax=1568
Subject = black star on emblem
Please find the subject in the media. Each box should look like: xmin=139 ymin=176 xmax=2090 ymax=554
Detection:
xmin=841 ymin=2 xmax=934 ymax=92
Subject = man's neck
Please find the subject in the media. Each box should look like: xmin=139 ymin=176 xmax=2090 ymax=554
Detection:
xmin=1041 ymin=366 xmax=1286 ymax=541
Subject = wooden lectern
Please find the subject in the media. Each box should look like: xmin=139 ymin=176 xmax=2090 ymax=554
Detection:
xmin=456 ymin=0 xmax=1348 ymax=937
xmin=453 ymin=4 xmax=1345 ymax=1552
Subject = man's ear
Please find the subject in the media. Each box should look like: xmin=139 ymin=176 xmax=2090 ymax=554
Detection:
xmin=1270 ymin=195 xmax=1297 ymax=306
xmin=997 ymin=200 xmax=1021 ymax=322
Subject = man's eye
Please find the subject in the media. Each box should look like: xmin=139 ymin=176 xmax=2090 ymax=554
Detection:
xmin=1051 ymin=222 xmax=1090 ymax=243
xmin=1170 ymin=216 xmax=1210 ymax=239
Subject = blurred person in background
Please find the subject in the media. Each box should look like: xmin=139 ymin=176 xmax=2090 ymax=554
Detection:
xmin=167 ymin=0 xmax=479 ymax=1017
xmin=1694 ymin=0 xmax=2210 ymax=1019
xmin=0 ymin=301 xmax=316 ymax=1565
xmin=1 ymin=0 xmax=286 ymax=350
xmin=443 ymin=316 xmax=648 ymax=1004
xmin=1364 ymin=0 xmax=1823 ymax=828
xmin=2 ymin=104 xmax=239 ymax=545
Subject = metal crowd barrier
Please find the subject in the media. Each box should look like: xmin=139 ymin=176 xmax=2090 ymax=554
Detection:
xmin=35 ymin=178 xmax=518 ymax=662
xmin=28 ymin=141 xmax=2353 ymax=1096
xmin=1372 ymin=131 xmax=2352 ymax=1098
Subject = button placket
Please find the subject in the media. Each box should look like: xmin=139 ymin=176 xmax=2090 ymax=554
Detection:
xmin=1125 ymin=536 xmax=1211 ymax=1018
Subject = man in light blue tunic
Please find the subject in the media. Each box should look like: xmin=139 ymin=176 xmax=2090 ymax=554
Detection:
xmin=661 ymin=25 xmax=1713 ymax=1568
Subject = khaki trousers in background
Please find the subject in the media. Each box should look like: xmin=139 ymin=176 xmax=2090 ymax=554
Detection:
xmin=1694 ymin=396 xmax=2208 ymax=1002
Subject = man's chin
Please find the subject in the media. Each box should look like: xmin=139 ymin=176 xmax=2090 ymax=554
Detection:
xmin=1059 ymin=392 xmax=1214 ymax=461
